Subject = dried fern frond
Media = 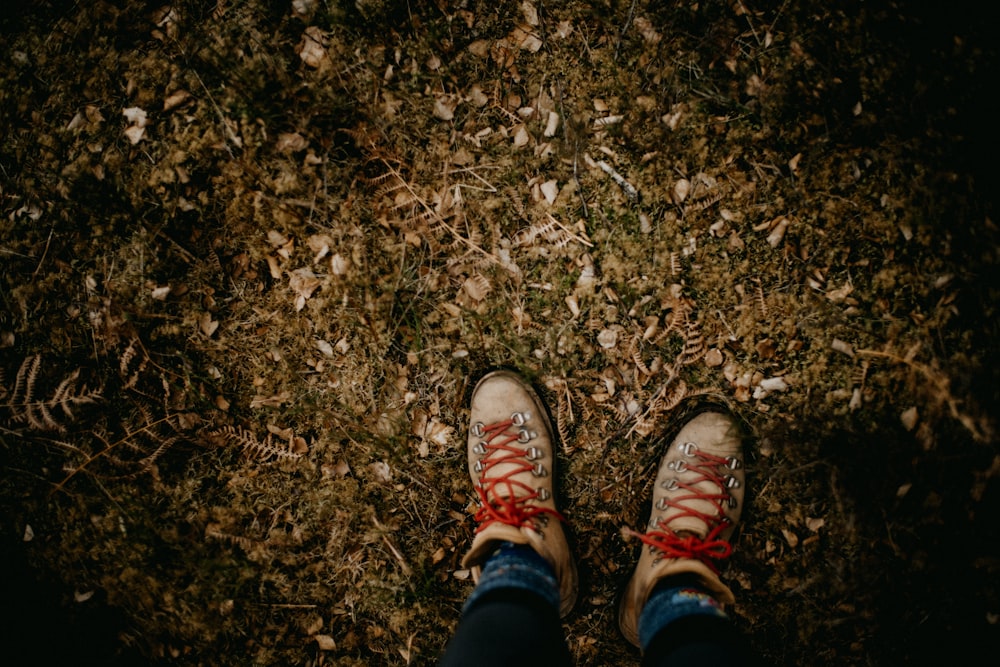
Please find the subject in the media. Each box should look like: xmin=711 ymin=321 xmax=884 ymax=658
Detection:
xmin=205 ymin=523 xmax=262 ymax=552
xmin=678 ymin=316 xmax=706 ymax=366
xmin=119 ymin=338 xmax=149 ymax=390
xmin=629 ymin=375 xmax=691 ymax=438
xmin=209 ymin=425 xmax=303 ymax=462
xmin=651 ymin=306 xmax=688 ymax=346
xmin=683 ymin=190 xmax=723 ymax=215
xmin=4 ymin=356 xmax=101 ymax=433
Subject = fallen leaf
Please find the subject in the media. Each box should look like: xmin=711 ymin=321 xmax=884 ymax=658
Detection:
xmin=313 ymin=635 xmax=336 ymax=651
xmin=250 ymin=391 xmax=291 ymax=409
xmin=297 ymin=26 xmax=330 ymax=69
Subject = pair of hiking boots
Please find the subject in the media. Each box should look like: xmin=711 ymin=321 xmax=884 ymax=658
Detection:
xmin=461 ymin=370 xmax=746 ymax=646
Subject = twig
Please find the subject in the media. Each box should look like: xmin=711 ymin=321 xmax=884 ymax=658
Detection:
xmin=596 ymin=159 xmax=639 ymax=202
xmin=614 ymin=0 xmax=640 ymax=61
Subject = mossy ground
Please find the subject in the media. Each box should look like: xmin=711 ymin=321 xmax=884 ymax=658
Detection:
xmin=1 ymin=1 xmax=998 ymax=665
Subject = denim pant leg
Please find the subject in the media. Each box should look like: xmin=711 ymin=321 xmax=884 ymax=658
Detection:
xmin=439 ymin=542 xmax=571 ymax=667
xmin=639 ymin=579 xmax=750 ymax=667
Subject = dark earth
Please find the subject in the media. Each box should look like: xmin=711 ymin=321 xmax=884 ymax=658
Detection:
xmin=2 ymin=1 xmax=998 ymax=665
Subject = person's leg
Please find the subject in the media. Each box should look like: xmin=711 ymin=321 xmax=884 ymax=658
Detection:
xmin=439 ymin=370 xmax=578 ymax=664
xmin=439 ymin=542 xmax=571 ymax=667
xmin=619 ymin=410 xmax=751 ymax=666
xmin=638 ymin=576 xmax=748 ymax=666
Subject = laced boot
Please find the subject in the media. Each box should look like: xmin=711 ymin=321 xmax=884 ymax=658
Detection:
xmin=460 ymin=370 xmax=578 ymax=617
xmin=619 ymin=411 xmax=746 ymax=647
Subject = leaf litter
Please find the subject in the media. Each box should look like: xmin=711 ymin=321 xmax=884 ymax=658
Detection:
xmin=0 ymin=1 xmax=998 ymax=665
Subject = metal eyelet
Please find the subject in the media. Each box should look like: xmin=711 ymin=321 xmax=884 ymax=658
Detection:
xmin=471 ymin=422 xmax=485 ymax=437
xmin=518 ymin=429 xmax=532 ymax=443
xmin=472 ymin=442 xmax=487 ymax=455
xmin=725 ymin=475 xmax=741 ymax=489
xmin=728 ymin=496 xmax=739 ymax=509
xmin=536 ymin=488 xmax=551 ymax=501
xmin=532 ymin=463 xmax=548 ymax=477
xmin=727 ymin=456 xmax=742 ymax=470
xmin=660 ymin=478 xmax=679 ymax=491
xmin=525 ymin=446 xmax=543 ymax=460
xmin=667 ymin=460 xmax=688 ymax=473
xmin=511 ymin=412 xmax=526 ymax=426
xmin=473 ymin=460 xmax=484 ymax=473
xmin=656 ymin=497 xmax=671 ymax=510
xmin=679 ymin=441 xmax=698 ymax=456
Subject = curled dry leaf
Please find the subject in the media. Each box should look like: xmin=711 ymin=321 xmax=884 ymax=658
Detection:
xmin=330 ymin=253 xmax=349 ymax=276
xmin=509 ymin=24 xmax=542 ymax=52
xmin=368 ymin=461 xmax=392 ymax=484
xmin=307 ymin=234 xmax=332 ymax=262
xmin=163 ymin=89 xmax=191 ymax=112
xmin=122 ymin=106 xmax=148 ymax=144
xmin=540 ymin=179 xmax=559 ymax=204
xmin=900 ymin=406 xmax=919 ymax=431
xmin=433 ymin=96 xmax=457 ymax=121
xmin=704 ymin=348 xmax=725 ymax=367
xmin=288 ymin=268 xmax=321 ymax=311
xmin=766 ymin=217 xmax=790 ymax=247
xmin=276 ymin=132 xmax=309 ymax=153
xmin=826 ymin=282 xmax=854 ymax=303
xmin=544 ymin=110 xmax=560 ymax=137
xmin=513 ymin=124 xmax=530 ymax=148
xmin=313 ymin=635 xmax=336 ymax=651
xmin=597 ymin=328 xmax=618 ymax=349
xmin=672 ymin=179 xmax=690 ymax=204
xmin=199 ymin=311 xmax=219 ymax=337
xmin=250 ymin=391 xmax=291 ymax=409
xmin=462 ymin=274 xmax=491 ymax=302
xmin=297 ymin=26 xmax=330 ymax=69
xmin=633 ymin=16 xmax=662 ymax=43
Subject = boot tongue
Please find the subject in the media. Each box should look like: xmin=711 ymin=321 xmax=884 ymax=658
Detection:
xmin=660 ymin=475 xmax=725 ymax=536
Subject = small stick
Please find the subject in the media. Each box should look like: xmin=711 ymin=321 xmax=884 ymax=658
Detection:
xmin=597 ymin=160 xmax=639 ymax=202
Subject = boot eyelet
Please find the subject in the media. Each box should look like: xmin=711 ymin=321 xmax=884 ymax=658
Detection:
xmin=473 ymin=460 xmax=484 ymax=473
xmin=660 ymin=478 xmax=679 ymax=491
xmin=518 ymin=429 xmax=532 ymax=443
xmin=472 ymin=442 xmax=487 ymax=455
xmin=471 ymin=422 xmax=485 ymax=437
xmin=525 ymin=446 xmax=543 ymax=460
xmin=532 ymin=463 xmax=548 ymax=477
xmin=667 ymin=460 xmax=688 ymax=473
xmin=511 ymin=412 xmax=526 ymax=426
xmin=726 ymin=456 xmax=742 ymax=470
xmin=536 ymin=488 xmax=551 ymax=501
xmin=679 ymin=441 xmax=698 ymax=456
xmin=725 ymin=475 xmax=741 ymax=489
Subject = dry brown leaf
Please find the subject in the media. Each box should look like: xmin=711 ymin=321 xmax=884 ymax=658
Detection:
xmin=250 ymin=391 xmax=291 ymax=409
xmin=288 ymin=268 xmax=321 ymax=311
xmin=297 ymin=27 xmax=330 ymax=69
xmin=276 ymin=132 xmax=309 ymax=153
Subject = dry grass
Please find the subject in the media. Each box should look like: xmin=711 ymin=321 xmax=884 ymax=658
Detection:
xmin=1 ymin=0 xmax=998 ymax=664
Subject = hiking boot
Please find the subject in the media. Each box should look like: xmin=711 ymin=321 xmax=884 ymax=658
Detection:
xmin=460 ymin=370 xmax=578 ymax=617
xmin=619 ymin=410 xmax=746 ymax=647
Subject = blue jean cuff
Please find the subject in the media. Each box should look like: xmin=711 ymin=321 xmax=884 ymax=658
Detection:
xmin=464 ymin=541 xmax=561 ymax=614
xmin=638 ymin=585 xmax=729 ymax=650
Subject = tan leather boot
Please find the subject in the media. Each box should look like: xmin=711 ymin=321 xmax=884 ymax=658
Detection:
xmin=619 ymin=410 xmax=746 ymax=647
xmin=460 ymin=370 xmax=578 ymax=617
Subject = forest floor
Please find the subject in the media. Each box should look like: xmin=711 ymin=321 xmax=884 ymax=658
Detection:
xmin=2 ymin=1 xmax=999 ymax=665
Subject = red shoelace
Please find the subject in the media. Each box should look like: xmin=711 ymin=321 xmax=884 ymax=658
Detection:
xmin=624 ymin=448 xmax=737 ymax=573
xmin=472 ymin=417 xmax=564 ymax=533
